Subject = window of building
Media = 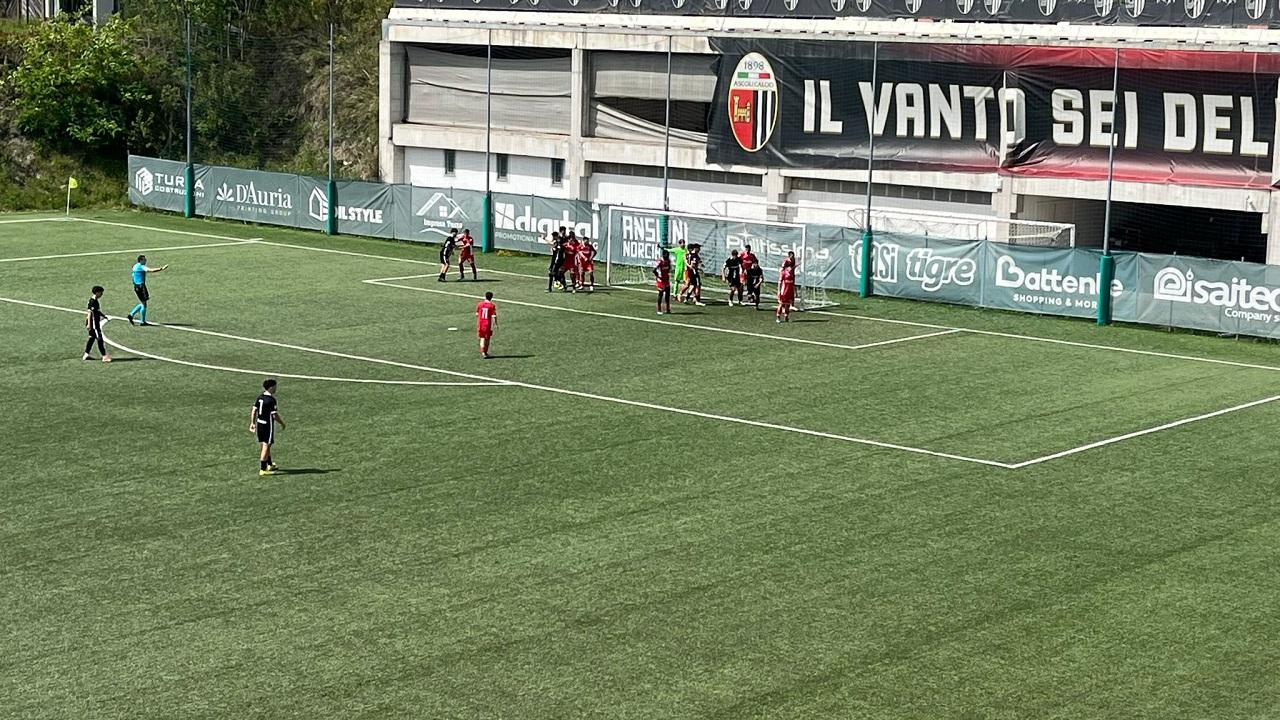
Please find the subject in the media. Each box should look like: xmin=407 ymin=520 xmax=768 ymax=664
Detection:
xmin=443 ymin=149 xmax=456 ymax=176
xmin=551 ymin=158 xmax=565 ymax=185
xmin=496 ymin=154 xmax=509 ymax=181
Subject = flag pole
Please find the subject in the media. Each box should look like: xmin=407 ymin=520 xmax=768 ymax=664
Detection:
xmin=858 ymin=41 xmax=879 ymax=299
xmin=660 ymin=34 xmax=673 ymax=248
xmin=65 ymin=183 xmax=71 ymax=216
xmin=481 ymin=28 xmax=494 ymax=253
xmin=1097 ymin=46 xmax=1120 ymax=326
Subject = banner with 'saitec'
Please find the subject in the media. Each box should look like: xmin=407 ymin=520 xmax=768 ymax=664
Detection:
xmin=707 ymin=40 xmax=1280 ymax=189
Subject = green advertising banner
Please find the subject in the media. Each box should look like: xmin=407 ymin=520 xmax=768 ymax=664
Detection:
xmin=852 ymin=233 xmax=986 ymax=306
xmin=983 ymin=244 xmax=1134 ymax=320
xmin=129 ymin=156 xmax=203 ymax=213
xmin=1132 ymin=253 xmax=1280 ymax=339
xmin=295 ymin=178 xmax=397 ymax=239
xmin=492 ymin=192 xmax=598 ymax=255
xmin=392 ymin=185 xmax=486 ymax=243
xmin=201 ymin=166 xmax=301 ymax=227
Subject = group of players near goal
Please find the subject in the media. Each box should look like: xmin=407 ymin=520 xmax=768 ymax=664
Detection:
xmin=653 ymin=240 xmax=799 ymax=323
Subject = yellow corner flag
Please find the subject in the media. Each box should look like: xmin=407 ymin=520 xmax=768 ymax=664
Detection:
xmin=68 ymin=177 xmax=79 ymax=189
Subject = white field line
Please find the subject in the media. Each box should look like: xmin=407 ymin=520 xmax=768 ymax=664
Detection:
xmin=1009 ymin=393 xmax=1280 ymax=469
xmin=364 ymin=274 xmax=963 ymax=353
xmin=0 ymin=295 xmax=1010 ymax=468
xmin=97 ymin=319 xmax=502 ymax=387
xmin=0 ymin=216 xmax=70 ymax=225
xmin=0 ymin=240 xmax=258 ymax=264
xmin=71 ymin=217 xmax=264 ymax=242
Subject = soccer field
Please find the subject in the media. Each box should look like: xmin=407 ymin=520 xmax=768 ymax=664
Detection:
xmin=4 ymin=211 xmax=1280 ymax=719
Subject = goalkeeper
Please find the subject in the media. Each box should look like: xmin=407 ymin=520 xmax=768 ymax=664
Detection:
xmin=668 ymin=239 xmax=687 ymax=300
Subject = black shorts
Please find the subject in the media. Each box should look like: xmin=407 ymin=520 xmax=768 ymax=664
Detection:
xmin=255 ymin=421 xmax=275 ymax=444
xmin=133 ymin=283 xmax=149 ymax=303
xmin=727 ymin=274 xmax=742 ymax=288
xmin=439 ymin=249 xmax=453 ymax=264
xmin=689 ymin=272 xmax=702 ymax=288
xmin=87 ymin=322 xmax=102 ymax=338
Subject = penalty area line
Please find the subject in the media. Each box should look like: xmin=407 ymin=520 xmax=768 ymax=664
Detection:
xmin=1008 ymin=393 xmax=1280 ymax=469
xmin=364 ymin=275 xmax=964 ymax=353
xmin=0 ymin=294 xmax=1010 ymax=469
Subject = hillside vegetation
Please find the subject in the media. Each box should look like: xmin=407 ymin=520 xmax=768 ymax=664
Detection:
xmin=0 ymin=0 xmax=389 ymax=211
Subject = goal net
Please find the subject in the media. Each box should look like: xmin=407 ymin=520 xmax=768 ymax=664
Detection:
xmin=603 ymin=206 xmax=840 ymax=310
xmin=711 ymin=199 xmax=1076 ymax=248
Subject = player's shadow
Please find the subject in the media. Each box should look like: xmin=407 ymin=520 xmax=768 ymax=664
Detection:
xmin=105 ymin=357 xmax=144 ymax=363
xmin=791 ymin=317 xmax=829 ymax=323
xmin=159 ymin=322 xmax=197 ymax=327
xmin=278 ymin=468 xmax=340 ymax=475
xmin=488 ymin=354 xmax=534 ymax=359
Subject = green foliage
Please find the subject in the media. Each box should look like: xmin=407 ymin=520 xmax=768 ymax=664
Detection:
xmin=7 ymin=17 xmax=157 ymax=151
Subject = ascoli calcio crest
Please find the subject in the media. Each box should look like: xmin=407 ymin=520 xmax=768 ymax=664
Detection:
xmin=728 ymin=53 xmax=779 ymax=153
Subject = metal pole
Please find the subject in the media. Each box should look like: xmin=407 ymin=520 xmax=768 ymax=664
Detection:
xmin=662 ymin=35 xmax=673 ymax=213
xmin=325 ymin=21 xmax=337 ymax=235
xmin=858 ymin=41 xmax=879 ymax=298
xmin=1101 ymin=47 xmax=1120 ymax=256
xmin=1097 ymin=47 xmax=1120 ymax=326
xmin=183 ymin=8 xmax=195 ymax=218
xmin=328 ymin=22 xmax=335 ymax=181
xmin=482 ymin=29 xmax=494 ymax=252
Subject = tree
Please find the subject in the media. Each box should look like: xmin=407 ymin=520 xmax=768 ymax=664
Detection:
xmin=7 ymin=16 xmax=158 ymax=153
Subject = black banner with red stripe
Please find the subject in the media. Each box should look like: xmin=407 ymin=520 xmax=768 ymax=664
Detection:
xmin=395 ymin=0 xmax=1277 ymax=28
xmin=706 ymin=39 xmax=1279 ymax=189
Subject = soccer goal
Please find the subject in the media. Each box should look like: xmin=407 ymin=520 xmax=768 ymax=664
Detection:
xmin=711 ymin=199 xmax=1076 ymax=248
xmin=603 ymin=205 xmax=840 ymax=310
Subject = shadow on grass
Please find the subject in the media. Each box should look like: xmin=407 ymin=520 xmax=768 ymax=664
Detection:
xmin=278 ymin=468 xmax=340 ymax=476
xmin=486 ymin=354 xmax=535 ymax=360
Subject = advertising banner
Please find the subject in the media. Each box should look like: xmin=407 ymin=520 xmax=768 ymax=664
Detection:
xmin=982 ymin=244 xmax=1132 ymax=319
xmin=295 ymin=178 xmax=397 ymax=239
xmin=392 ymin=184 xmax=486 ymax=243
xmin=492 ymin=193 xmax=599 ymax=255
xmin=1133 ymin=252 xmax=1280 ymax=339
xmin=851 ymin=233 xmax=986 ymax=306
xmin=128 ymin=156 xmax=203 ymax=213
xmin=706 ymin=41 xmax=1280 ymax=188
xmin=201 ymin=166 xmax=301 ymax=227
xmin=397 ymin=0 xmax=1278 ymax=28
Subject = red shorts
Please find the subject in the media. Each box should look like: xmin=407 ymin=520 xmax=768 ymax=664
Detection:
xmin=778 ymin=288 xmax=796 ymax=305
xmin=460 ymin=251 xmax=474 ymax=262
xmin=579 ymin=261 xmax=594 ymax=273
xmin=478 ymin=325 xmax=492 ymax=339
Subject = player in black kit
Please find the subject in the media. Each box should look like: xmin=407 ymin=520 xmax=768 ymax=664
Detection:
xmin=250 ymin=378 xmax=286 ymax=476
xmin=437 ymin=228 xmax=459 ymax=282
xmin=547 ymin=230 xmax=569 ymax=292
xmin=746 ymin=262 xmax=765 ymax=309
xmin=723 ymin=250 xmax=744 ymax=307
xmin=83 ymin=285 xmax=111 ymax=363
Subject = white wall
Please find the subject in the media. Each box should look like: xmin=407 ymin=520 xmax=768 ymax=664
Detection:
xmin=789 ymin=189 xmax=995 ymax=225
xmin=588 ymin=173 xmax=767 ymax=219
xmin=404 ymin=148 xmax=571 ymax=199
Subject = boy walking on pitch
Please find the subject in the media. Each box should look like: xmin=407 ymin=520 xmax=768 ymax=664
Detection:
xmin=723 ymin=250 xmax=744 ymax=307
xmin=250 ymin=378 xmax=286 ymax=476
xmin=776 ymin=251 xmax=797 ymax=323
xmin=126 ymin=255 xmax=167 ymax=326
xmin=578 ymin=235 xmax=597 ymax=291
xmin=477 ymin=291 xmax=498 ymax=359
xmin=83 ymin=285 xmax=111 ymax=362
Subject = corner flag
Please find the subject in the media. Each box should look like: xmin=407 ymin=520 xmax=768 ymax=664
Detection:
xmin=65 ymin=176 xmax=79 ymax=215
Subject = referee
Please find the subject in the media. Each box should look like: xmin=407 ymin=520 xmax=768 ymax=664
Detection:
xmin=126 ymin=254 xmax=167 ymax=326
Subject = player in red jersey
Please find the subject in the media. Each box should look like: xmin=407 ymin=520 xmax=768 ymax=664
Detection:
xmin=457 ymin=228 xmax=478 ymax=281
xmin=776 ymin=251 xmax=797 ymax=323
xmin=563 ymin=232 xmax=581 ymax=291
xmin=577 ymin=235 xmax=597 ymax=291
xmin=654 ymin=249 xmax=673 ymax=314
xmin=476 ymin=291 xmax=497 ymax=359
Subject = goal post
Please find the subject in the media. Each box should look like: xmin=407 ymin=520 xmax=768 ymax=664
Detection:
xmin=604 ymin=205 xmax=839 ymax=309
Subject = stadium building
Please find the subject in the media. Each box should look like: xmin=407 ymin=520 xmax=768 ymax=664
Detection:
xmin=379 ymin=1 xmax=1280 ymax=262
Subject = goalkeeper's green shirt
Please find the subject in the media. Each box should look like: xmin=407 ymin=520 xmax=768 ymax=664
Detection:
xmin=670 ymin=245 xmax=687 ymax=279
